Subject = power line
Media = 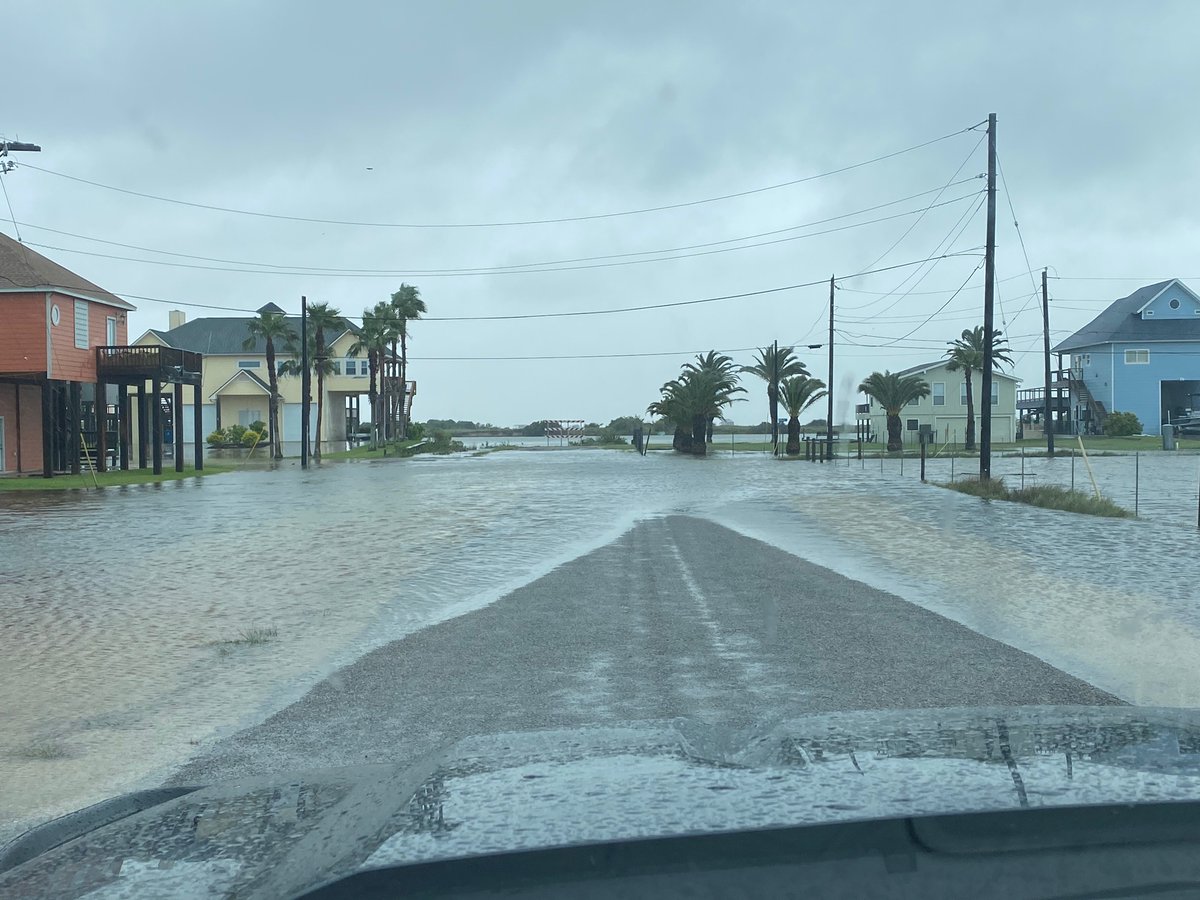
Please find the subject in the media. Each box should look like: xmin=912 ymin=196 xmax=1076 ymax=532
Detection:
xmin=860 ymin=259 xmax=987 ymax=347
xmin=9 ymin=182 xmax=980 ymax=277
xmin=0 ymin=171 xmax=19 ymax=241
xmin=116 ymin=251 xmax=983 ymax=323
xmin=852 ymin=132 xmax=986 ymax=275
xmin=20 ymin=193 xmax=982 ymax=280
xmin=996 ymin=151 xmax=1043 ymax=329
xmin=15 ymin=125 xmax=980 ymax=229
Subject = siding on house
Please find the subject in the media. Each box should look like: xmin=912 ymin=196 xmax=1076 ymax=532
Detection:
xmin=49 ymin=293 xmax=129 ymax=382
xmin=0 ymin=383 xmax=43 ymax=473
xmin=0 ymin=293 xmax=48 ymax=374
xmin=858 ymin=360 xmax=1020 ymax=445
xmin=1055 ymin=280 xmax=1200 ymax=435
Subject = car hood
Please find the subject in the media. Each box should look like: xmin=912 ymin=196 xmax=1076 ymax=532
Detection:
xmin=5 ymin=706 xmax=1200 ymax=899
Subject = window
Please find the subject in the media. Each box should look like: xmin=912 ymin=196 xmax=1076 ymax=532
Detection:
xmin=1072 ymin=353 xmax=1091 ymax=370
xmin=932 ymin=382 xmax=945 ymax=406
xmin=74 ymin=300 xmax=89 ymax=349
xmin=345 ymin=359 xmax=356 ymax=375
xmin=991 ymin=381 xmax=999 ymax=406
xmin=238 ymin=409 xmax=263 ymax=426
xmin=331 ymin=361 xmax=341 ymax=375
xmin=1125 ymin=349 xmax=1150 ymax=365
xmin=960 ymin=382 xmax=969 ymax=405
xmin=106 ymin=316 xmax=117 ymax=345
xmin=906 ymin=419 xmax=919 ymax=431
xmin=237 ymin=360 xmax=262 ymax=369
xmin=907 ymin=395 xmax=920 ymax=407
xmin=1170 ymin=298 xmax=1181 ymax=310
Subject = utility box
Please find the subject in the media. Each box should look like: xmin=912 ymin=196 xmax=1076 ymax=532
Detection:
xmin=1164 ymin=424 xmax=1177 ymax=451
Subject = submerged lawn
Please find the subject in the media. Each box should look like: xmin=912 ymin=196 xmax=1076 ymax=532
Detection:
xmin=0 ymin=464 xmax=233 ymax=491
xmin=941 ymin=478 xmax=1132 ymax=518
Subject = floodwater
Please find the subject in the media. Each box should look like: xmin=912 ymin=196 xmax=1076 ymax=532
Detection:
xmin=3 ymin=447 xmax=1200 ymax=841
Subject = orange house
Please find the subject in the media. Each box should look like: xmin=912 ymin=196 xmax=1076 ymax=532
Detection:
xmin=0 ymin=233 xmax=137 ymax=476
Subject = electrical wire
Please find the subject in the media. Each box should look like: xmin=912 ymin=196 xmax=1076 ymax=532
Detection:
xmin=14 ymin=125 xmax=980 ymax=229
xmin=20 ymin=192 xmax=982 ymax=280
xmin=115 ymin=251 xmax=983 ymax=323
xmin=9 ymin=182 xmax=980 ymax=277
xmin=0 ymin=171 xmax=20 ymax=241
xmin=996 ymin=151 xmax=1044 ymax=328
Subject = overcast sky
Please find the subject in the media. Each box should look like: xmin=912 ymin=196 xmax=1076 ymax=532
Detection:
xmin=4 ymin=1 xmax=1200 ymax=426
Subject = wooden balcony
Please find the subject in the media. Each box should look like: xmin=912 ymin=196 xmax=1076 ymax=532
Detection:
xmin=96 ymin=346 xmax=203 ymax=384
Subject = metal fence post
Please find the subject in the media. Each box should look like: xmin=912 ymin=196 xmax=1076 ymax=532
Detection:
xmin=1134 ymin=451 xmax=1139 ymax=517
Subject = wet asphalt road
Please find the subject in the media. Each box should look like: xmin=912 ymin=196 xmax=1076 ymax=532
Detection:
xmin=170 ymin=515 xmax=1119 ymax=785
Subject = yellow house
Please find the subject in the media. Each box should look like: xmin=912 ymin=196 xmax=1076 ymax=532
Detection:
xmin=132 ymin=304 xmax=411 ymax=447
xmin=856 ymin=359 xmax=1020 ymax=445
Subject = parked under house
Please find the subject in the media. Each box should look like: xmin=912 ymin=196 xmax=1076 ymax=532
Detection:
xmin=855 ymin=359 xmax=1020 ymax=447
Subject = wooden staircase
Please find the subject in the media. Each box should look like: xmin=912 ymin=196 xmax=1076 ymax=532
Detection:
xmin=1068 ymin=371 xmax=1108 ymax=432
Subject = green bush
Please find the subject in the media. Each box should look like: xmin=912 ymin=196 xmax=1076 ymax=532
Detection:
xmin=228 ymin=424 xmax=248 ymax=443
xmin=206 ymin=430 xmax=227 ymax=447
xmin=241 ymin=430 xmax=262 ymax=448
xmin=407 ymin=421 xmax=426 ymax=441
xmin=1104 ymin=411 xmax=1142 ymax=436
xmin=249 ymin=420 xmax=267 ymax=434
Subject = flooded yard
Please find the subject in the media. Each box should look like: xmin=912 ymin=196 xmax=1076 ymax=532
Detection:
xmin=3 ymin=448 xmax=1200 ymax=841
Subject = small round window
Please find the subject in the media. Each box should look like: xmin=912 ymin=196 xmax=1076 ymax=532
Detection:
xmin=1170 ymin=298 xmax=1181 ymax=309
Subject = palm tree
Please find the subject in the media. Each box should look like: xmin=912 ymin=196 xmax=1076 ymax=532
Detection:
xmin=945 ymin=326 xmax=1015 ymax=451
xmin=369 ymin=301 xmax=402 ymax=440
xmin=649 ymin=354 xmax=744 ymax=456
xmin=858 ymin=371 xmax=931 ymax=452
xmin=348 ymin=309 xmax=393 ymax=450
xmin=779 ymin=375 xmax=828 ymax=456
xmin=278 ymin=335 xmax=337 ymax=456
xmin=682 ymin=351 xmax=741 ymax=442
xmin=243 ymin=308 xmax=297 ymax=459
xmin=304 ymin=302 xmax=343 ymax=459
xmin=742 ymin=345 xmax=809 ymax=452
xmin=390 ymin=283 xmax=426 ymax=438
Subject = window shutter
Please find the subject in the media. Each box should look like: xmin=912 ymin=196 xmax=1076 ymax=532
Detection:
xmin=74 ymin=301 xmax=89 ymax=349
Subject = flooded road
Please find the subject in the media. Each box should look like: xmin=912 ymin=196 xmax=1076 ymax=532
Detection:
xmin=3 ymin=448 xmax=1200 ymax=840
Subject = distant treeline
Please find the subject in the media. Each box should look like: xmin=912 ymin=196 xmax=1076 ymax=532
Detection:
xmin=423 ymin=417 xmax=832 ymax=437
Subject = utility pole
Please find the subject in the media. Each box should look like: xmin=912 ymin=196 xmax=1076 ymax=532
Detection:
xmin=979 ymin=112 xmax=998 ymax=480
xmin=772 ymin=339 xmax=779 ymax=456
xmin=300 ymin=296 xmax=310 ymax=469
xmin=1042 ymin=267 xmax=1054 ymax=457
xmin=826 ymin=274 xmax=835 ymax=463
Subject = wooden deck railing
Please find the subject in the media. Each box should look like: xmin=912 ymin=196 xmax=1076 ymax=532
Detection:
xmin=96 ymin=346 xmax=203 ymax=378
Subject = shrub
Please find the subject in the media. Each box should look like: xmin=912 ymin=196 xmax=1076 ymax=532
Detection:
xmin=407 ymin=421 xmax=426 ymax=441
xmin=228 ymin=424 xmax=248 ymax=443
xmin=206 ymin=430 xmax=227 ymax=447
xmin=1104 ymin=411 xmax=1142 ymax=437
xmin=241 ymin=430 xmax=262 ymax=448
xmin=249 ymin=420 xmax=267 ymax=434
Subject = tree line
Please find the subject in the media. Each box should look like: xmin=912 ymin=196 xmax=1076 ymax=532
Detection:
xmin=648 ymin=325 xmax=1015 ymax=456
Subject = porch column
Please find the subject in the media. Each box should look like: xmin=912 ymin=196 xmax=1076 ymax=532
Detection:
xmin=151 ymin=377 xmax=163 ymax=475
xmin=193 ymin=384 xmax=204 ymax=471
xmin=41 ymin=378 xmax=53 ymax=478
xmin=173 ymin=381 xmax=184 ymax=473
xmin=68 ymin=381 xmax=82 ymax=475
xmin=118 ymin=384 xmax=130 ymax=470
xmin=96 ymin=378 xmax=108 ymax=473
xmin=137 ymin=385 xmax=149 ymax=469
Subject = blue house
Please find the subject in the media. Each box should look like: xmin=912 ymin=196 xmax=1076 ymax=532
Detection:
xmin=1053 ymin=279 xmax=1200 ymax=435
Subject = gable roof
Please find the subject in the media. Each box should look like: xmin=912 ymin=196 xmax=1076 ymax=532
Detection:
xmin=892 ymin=359 xmax=1020 ymax=382
xmin=1053 ymin=280 xmax=1200 ymax=352
xmin=155 ymin=314 xmax=360 ymax=355
xmin=0 ymin=231 xmax=134 ymax=310
xmin=209 ymin=368 xmax=272 ymax=400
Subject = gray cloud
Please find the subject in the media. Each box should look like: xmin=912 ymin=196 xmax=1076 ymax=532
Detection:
xmin=4 ymin=0 xmax=1199 ymax=424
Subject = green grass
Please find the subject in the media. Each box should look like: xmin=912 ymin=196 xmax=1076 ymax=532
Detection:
xmin=321 ymin=439 xmax=423 ymax=460
xmin=209 ymin=626 xmax=279 ymax=655
xmin=0 ymin=464 xmax=233 ymax=492
xmin=941 ymin=478 xmax=1132 ymax=518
